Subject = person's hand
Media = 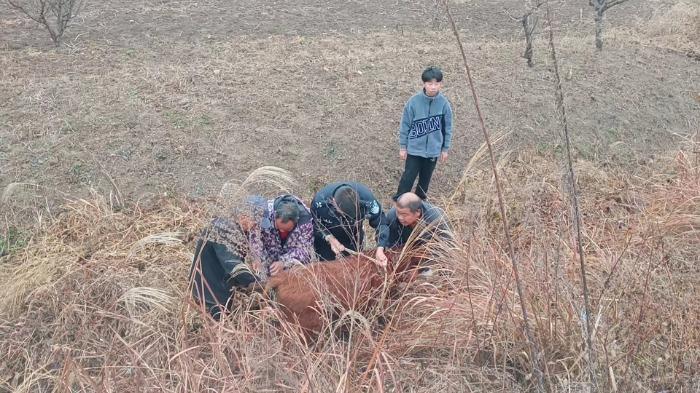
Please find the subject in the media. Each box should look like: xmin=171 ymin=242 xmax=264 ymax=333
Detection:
xmin=269 ymin=261 xmax=284 ymax=276
xmin=327 ymin=235 xmax=346 ymax=255
xmin=440 ymin=151 xmax=449 ymax=163
xmin=252 ymin=260 xmax=263 ymax=274
xmin=374 ymin=247 xmax=388 ymax=268
xmin=239 ymin=215 xmax=256 ymax=232
xmin=399 ymin=149 xmax=408 ymax=161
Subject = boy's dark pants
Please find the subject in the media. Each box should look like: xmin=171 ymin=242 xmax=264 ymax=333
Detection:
xmin=394 ymin=154 xmax=438 ymax=200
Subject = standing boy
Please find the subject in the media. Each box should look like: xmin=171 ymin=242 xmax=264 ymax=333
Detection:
xmin=394 ymin=66 xmax=453 ymax=201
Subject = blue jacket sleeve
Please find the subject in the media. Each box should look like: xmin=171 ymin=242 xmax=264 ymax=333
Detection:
xmin=399 ymin=100 xmax=412 ymax=149
xmin=442 ymin=100 xmax=453 ymax=152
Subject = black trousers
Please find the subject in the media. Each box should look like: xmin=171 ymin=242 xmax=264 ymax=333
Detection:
xmin=190 ymin=239 xmax=258 ymax=319
xmin=394 ymin=154 xmax=438 ymax=200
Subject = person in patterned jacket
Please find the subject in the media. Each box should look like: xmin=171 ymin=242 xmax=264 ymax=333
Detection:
xmin=190 ymin=194 xmax=313 ymax=319
xmin=248 ymin=194 xmax=314 ymax=279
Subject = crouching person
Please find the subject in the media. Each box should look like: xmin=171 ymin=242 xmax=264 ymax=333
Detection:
xmin=375 ymin=192 xmax=452 ymax=271
xmin=311 ymin=182 xmax=385 ymax=261
xmin=190 ymin=194 xmax=313 ymax=320
xmin=190 ymin=215 xmax=260 ymax=320
xmin=248 ymin=194 xmax=315 ymax=280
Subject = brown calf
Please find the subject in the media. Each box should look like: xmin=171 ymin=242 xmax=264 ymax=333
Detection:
xmin=265 ymin=248 xmax=424 ymax=336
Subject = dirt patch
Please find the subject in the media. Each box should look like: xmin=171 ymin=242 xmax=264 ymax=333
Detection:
xmin=0 ymin=0 xmax=698 ymax=209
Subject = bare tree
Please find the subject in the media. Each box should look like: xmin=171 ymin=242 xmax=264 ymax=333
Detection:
xmin=521 ymin=0 xmax=543 ymax=67
xmin=522 ymin=12 xmax=537 ymax=67
xmin=589 ymin=0 xmax=631 ymax=50
xmin=507 ymin=0 xmax=543 ymax=67
xmin=8 ymin=0 xmax=85 ymax=46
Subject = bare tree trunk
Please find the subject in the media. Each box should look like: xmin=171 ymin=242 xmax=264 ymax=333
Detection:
xmin=594 ymin=7 xmax=604 ymax=50
xmin=591 ymin=0 xmax=631 ymax=50
xmin=520 ymin=1 xmax=542 ymax=67
xmin=56 ymin=0 xmax=65 ymax=45
xmin=522 ymin=12 xmax=537 ymax=67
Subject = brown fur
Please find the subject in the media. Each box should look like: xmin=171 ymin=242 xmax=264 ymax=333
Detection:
xmin=265 ymin=248 xmax=423 ymax=336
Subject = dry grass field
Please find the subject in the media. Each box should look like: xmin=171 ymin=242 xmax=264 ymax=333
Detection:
xmin=1 ymin=0 xmax=699 ymax=391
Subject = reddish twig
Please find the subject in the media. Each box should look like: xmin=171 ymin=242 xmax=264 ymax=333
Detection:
xmin=543 ymin=2 xmax=597 ymax=391
xmin=442 ymin=2 xmax=546 ymax=392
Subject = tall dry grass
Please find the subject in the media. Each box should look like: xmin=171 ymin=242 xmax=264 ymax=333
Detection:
xmin=0 ymin=142 xmax=698 ymax=392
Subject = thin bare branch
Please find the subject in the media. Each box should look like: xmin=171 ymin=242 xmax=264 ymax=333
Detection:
xmin=544 ymin=1 xmax=598 ymax=391
xmin=442 ymin=1 xmax=547 ymax=391
xmin=604 ymin=0 xmax=631 ymax=11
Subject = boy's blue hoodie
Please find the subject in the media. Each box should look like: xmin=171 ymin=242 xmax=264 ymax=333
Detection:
xmin=399 ymin=90 xmax=453 ymax=158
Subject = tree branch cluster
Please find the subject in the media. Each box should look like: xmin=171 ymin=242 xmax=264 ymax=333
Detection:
xmin=8 ymin=0 xmax=84 ymax=46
